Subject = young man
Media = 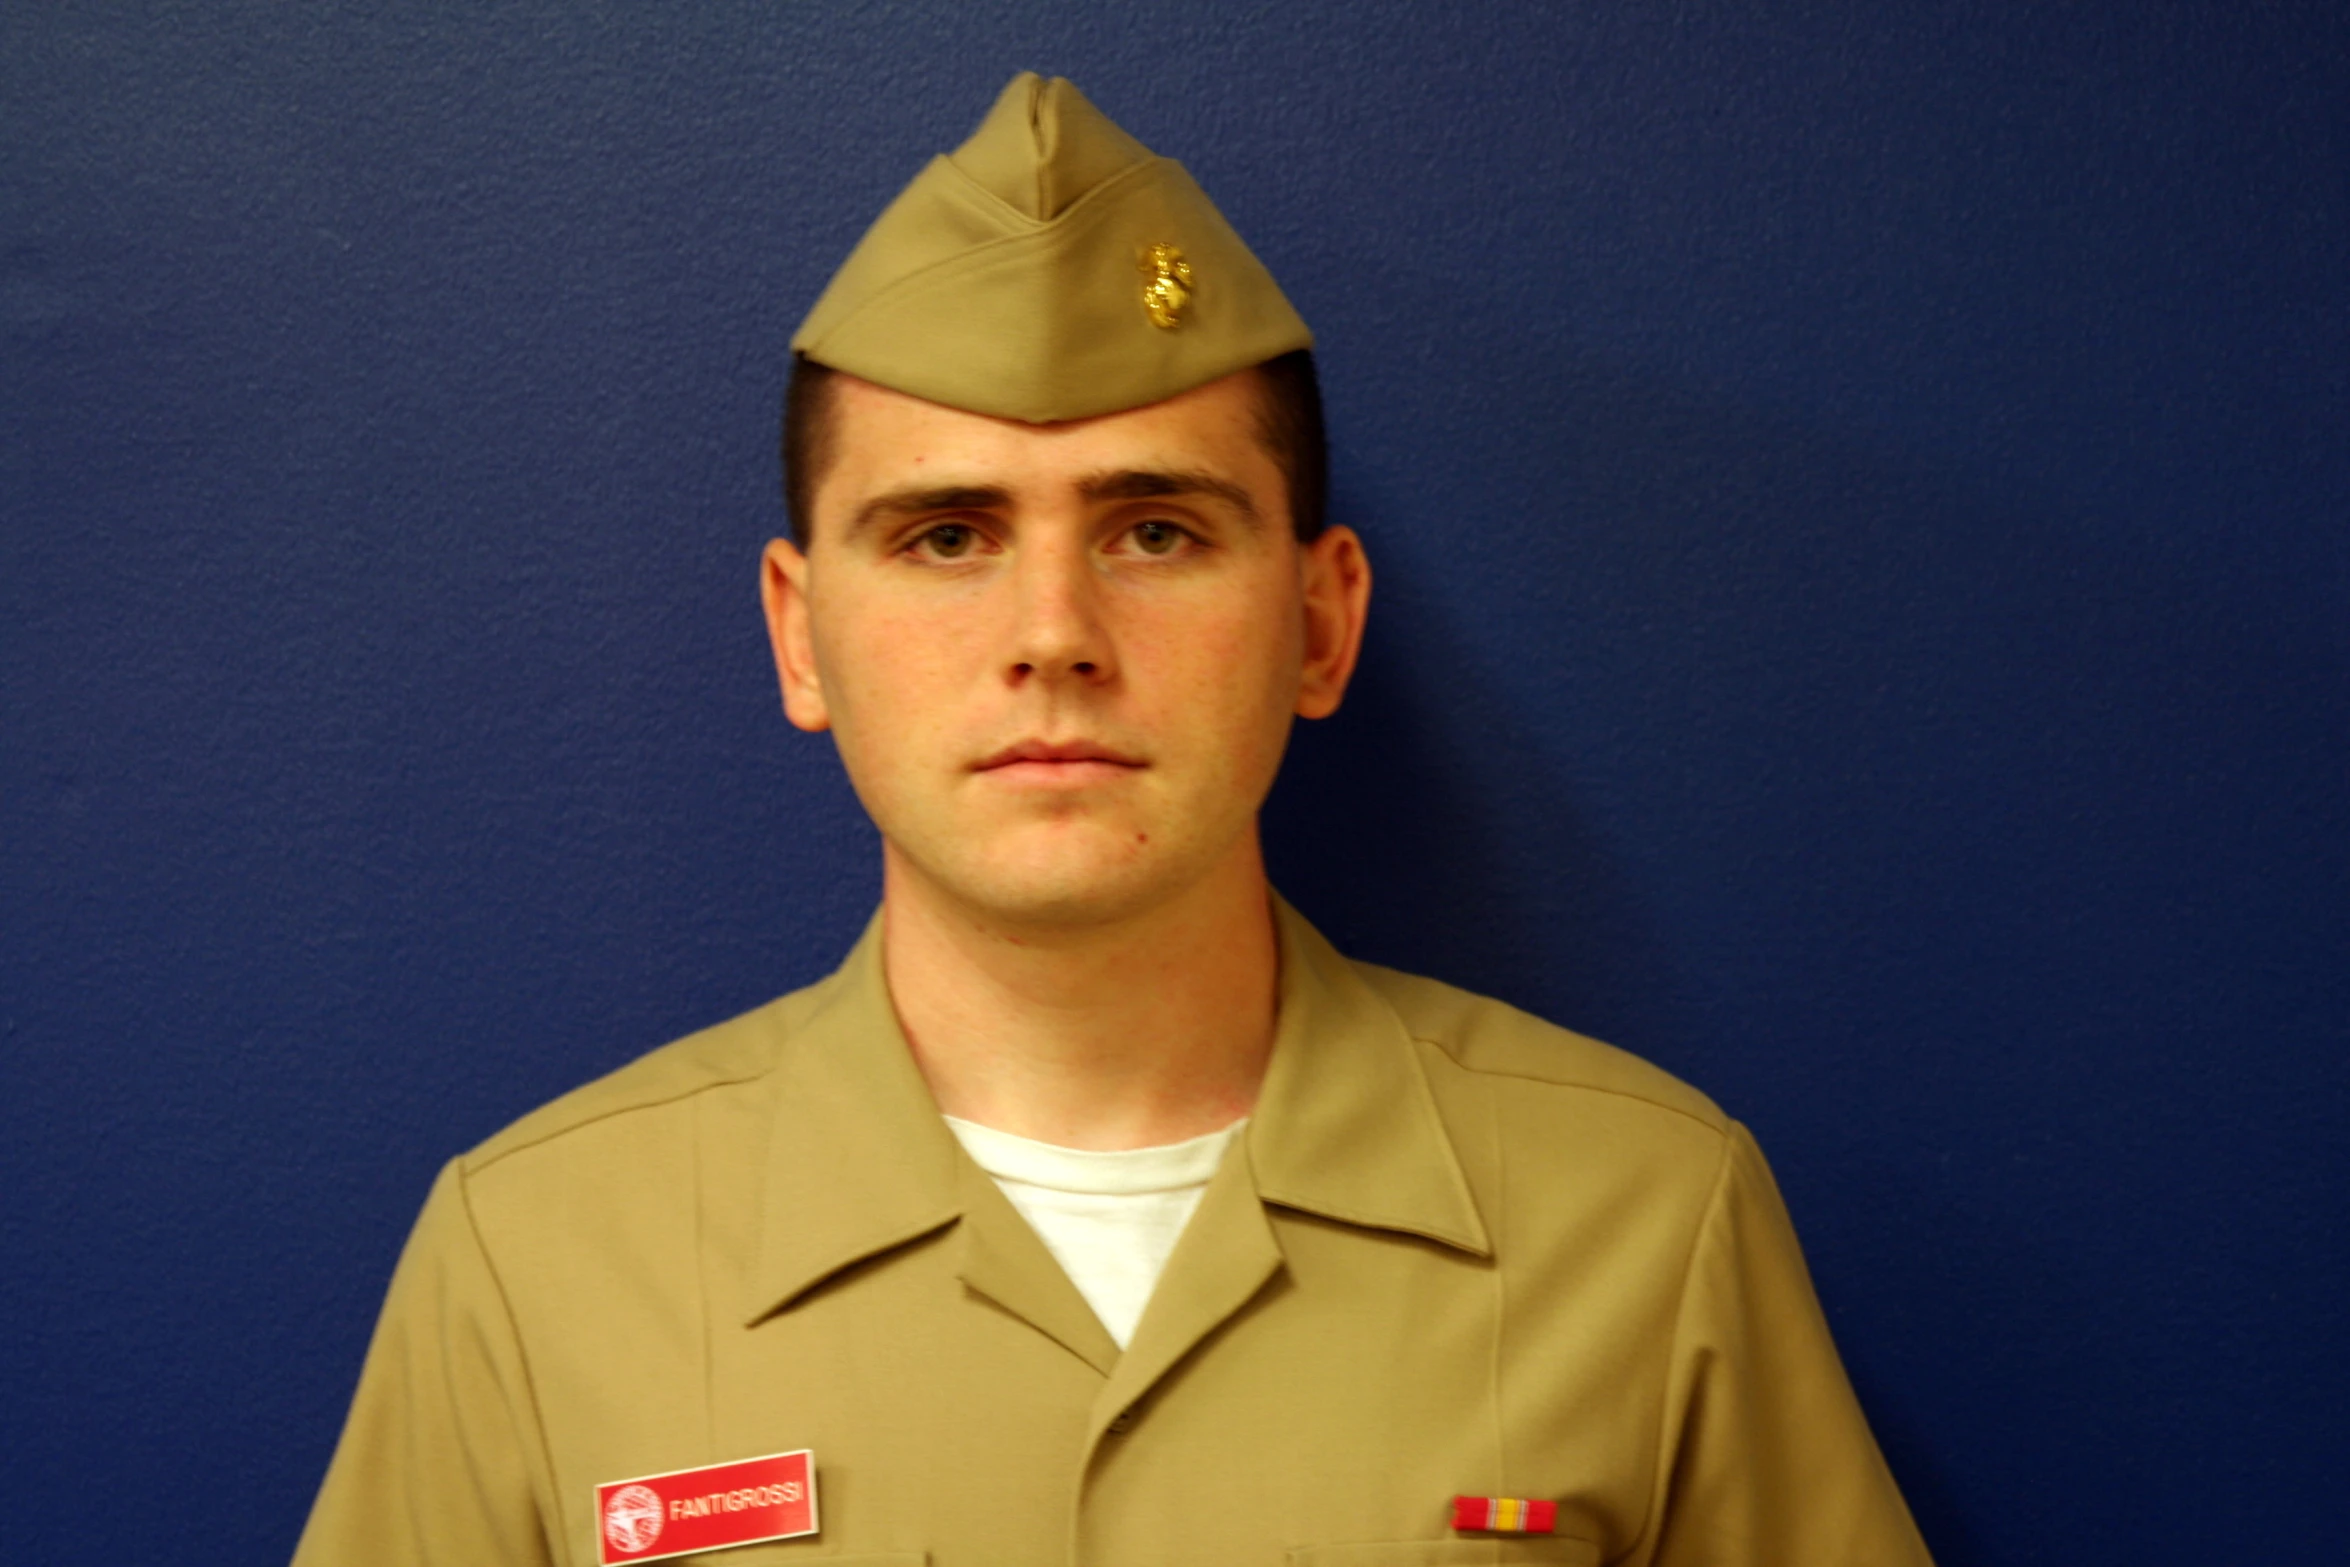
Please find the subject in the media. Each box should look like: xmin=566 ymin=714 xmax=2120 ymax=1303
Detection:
xmin=298 ymin=74 xmax=1933 ymax=1567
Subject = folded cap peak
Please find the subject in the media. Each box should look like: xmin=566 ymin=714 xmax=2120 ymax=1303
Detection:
xmin=950 ymin=72 xmax=1153 ymax=222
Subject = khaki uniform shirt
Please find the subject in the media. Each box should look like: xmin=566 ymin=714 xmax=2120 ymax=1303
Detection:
xmin=297 ymin=901 xmax=1932 ymax=1567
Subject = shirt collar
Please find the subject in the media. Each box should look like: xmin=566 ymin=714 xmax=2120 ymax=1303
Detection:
xmin=746 ymin=912 xmax=965 ymax=1324
xmin=1247 ymin=897 xmax=1490 ymax=1256
xmin=745 ymin=894 xmax=1489 ymax=1324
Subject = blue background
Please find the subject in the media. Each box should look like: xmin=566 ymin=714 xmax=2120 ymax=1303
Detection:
xmin=4 ymin=4 xmax=2345 ymax=1562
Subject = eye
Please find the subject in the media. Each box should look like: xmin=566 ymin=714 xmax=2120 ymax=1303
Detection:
xmin=1129 ymin=519 xmax=1186 ymax=556
xmin=918 ymin=522 xmax=977 ymax=559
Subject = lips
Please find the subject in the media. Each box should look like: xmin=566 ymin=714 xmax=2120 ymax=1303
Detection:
xmin=974 ymin=740 xmax=1145 ymax=771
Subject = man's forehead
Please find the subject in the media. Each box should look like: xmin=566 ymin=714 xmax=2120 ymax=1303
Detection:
xmin=829 ymin=366 xmax=1263 ymax=432
xmin=821 ymin=370 xmax=1277 ymax=495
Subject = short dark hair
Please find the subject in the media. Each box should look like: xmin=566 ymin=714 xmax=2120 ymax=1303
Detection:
xmin=779 ymin=349 xmax=1328 ymax=546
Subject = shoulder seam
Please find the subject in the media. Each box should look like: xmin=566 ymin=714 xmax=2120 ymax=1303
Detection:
xmin=466 ymin=1059 xmax=776 ymax=1175
xmin=1412 ymin=1036 xmax=1731 ymax=1135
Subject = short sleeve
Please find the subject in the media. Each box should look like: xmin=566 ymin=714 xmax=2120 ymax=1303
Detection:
xmin=1643 ymin=1124 xmax=1934 ymax=1567
xmin=293 ymin=1159 xmax=562 ymax=1567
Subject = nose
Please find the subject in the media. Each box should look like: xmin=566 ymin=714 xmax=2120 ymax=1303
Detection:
xmin=1006 ymin=535 xmax=1115 ymax=687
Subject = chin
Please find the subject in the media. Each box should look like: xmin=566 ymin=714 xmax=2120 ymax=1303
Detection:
xmin=935 ymin=834 xmax=1203 ymax=930
xmin=965 ymin=866 xmax=1171 ymax=930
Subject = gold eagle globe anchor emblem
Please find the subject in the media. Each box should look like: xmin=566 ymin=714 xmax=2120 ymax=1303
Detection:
xmin=1138 ymin=243 xmax=1194 ymax=329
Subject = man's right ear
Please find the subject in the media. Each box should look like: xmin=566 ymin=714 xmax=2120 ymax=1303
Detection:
xmin=759 ymin=538 xmax=832 ymax=732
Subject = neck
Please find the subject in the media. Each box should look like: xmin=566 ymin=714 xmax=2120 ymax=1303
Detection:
xmin=879 ymin=836 xmax=1279 ymax=1151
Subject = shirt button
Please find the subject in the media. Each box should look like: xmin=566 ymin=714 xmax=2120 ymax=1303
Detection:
xmin=1106 ymin=1410 xmax=1136 ymax=1435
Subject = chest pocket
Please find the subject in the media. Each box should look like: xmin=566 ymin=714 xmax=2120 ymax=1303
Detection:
xmin=1288 ymin=1541 xmax=1600 ymax=1567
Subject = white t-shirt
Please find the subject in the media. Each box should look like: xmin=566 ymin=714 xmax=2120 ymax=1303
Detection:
xmin=943 ymin=1115 xmax=1245 ymax=1349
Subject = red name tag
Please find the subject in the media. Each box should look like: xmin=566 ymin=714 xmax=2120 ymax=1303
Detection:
xmin=596 ymin=1450 xmax=817 ymax=1564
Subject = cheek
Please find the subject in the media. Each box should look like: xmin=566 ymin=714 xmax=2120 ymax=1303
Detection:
xmin=810 ymin=608 xmax=963 ymax=758
xmin=1160 ymin=598 xmax=1306 ymax=759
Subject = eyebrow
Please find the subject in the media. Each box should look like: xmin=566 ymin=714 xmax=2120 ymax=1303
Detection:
xmin=1078 ymin=468 xmax=1263 ymax=530
xmin=845 ymin=485 xmax=1012 ymax=542
xmin=843 ymin=469 xmax=1264 ymax=542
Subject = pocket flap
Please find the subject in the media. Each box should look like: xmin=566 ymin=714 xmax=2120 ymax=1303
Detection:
xmin=1289 ymin=1540 xmax=1600 ymax=1566
xmin=681 ymin=1553 xmax=926 ymax=1565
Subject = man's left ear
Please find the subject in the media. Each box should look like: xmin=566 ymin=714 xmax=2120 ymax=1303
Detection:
xmin=1295 ymin=525 xmax=1371 ymax=720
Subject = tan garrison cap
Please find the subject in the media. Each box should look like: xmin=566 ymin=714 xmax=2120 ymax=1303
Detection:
xmin=791 ymin=72 xmax=1313 ymax=423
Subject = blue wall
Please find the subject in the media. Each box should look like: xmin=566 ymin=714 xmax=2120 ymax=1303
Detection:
xmin=4 ymin=4 xmax=2344 ymax=1562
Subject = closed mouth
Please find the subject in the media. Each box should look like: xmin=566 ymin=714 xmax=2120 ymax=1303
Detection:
xmin=975 ymin=741 xmax=1145 ymax=771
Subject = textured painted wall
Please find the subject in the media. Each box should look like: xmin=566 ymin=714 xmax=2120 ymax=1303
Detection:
xmin=3 ymin=4 xmax=2344 ymax=1562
